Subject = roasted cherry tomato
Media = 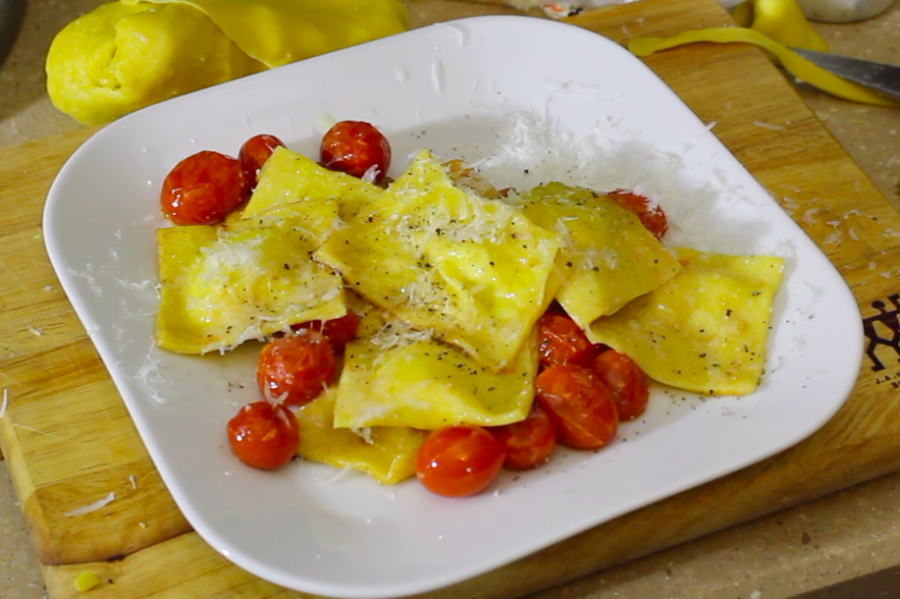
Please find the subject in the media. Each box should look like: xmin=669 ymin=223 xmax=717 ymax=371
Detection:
xmin=489 ymin=406 xmax=558 ymax=470
xmin=537 ymin=312 xmax=599 ymax=369
xmin=534 ymin=364 xmax=618 ymax=450
xmin=239 ymin=133 xmax=286 ymax=188
xmin=591 ymin=349 xmax=650 ymax=421
xmin=257 ymin=331 xmax=336 ymax=406
xmin=291 ymin=310 xmax=360 ymax=354
xmin=320 ymin=120 xmax=391 ymax=184
xmin=416 ymin=425 xmax=506 ymax=497
xmin=160 ymin=150 xmax=249 ymax=225
xmin=608 ymin=188 xmax=668 ymax=239
xmin=227 ymin=401 xmax=300 ymax=470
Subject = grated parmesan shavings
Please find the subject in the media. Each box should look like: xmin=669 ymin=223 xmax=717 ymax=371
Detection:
xmin=824 ymin=230 xmax=843 ymax=246
xmin=351 ymin=427 xmax=375 ymax=445
xmin=66 ymin=491 xmax=116 ymax=516
xmin=801 ymin=208 xmax=820 ymax=225
xmin=753 ymin=120 xmax=786 ymax=131
xmin=320 ymin=465 xmax=356 ymax=485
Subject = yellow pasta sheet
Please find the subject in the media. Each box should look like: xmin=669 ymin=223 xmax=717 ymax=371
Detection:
xmin=239 ymin=146 xmax=384 ymax=232
xmin=315 ymin=149 xmax=561 ymax=372
xmin=333 ymin=317 xmax=538 ymax=430
xmin=121 ymin=0 xmax=408 ymax=68
xmin=588 ymin=248 xmax=784 ymax=396
xmin=156 ymin=210 xmax=346 ymax=354
xmin=46 ymin=2 xmax=264 ymax=125
xmin=296 ymin=392 xmax=426 ymax=485
xmin=519 ymin=182 xmax=682 ymax=329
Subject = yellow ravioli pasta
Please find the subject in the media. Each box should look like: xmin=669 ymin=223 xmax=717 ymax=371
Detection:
xmin=333 ymin=321 xmax=538 ymax=430
xmin=315 ymin=149 xmax=561 ymax=372
xmin=588 ymin=248 xmax=784 ymax=396
xmin=239 ymin=146 xmax=383 ymax=230
xmin=520 ymin=182 xmax=682 ymax=329
xmin=156 ymin=211 xmax=345 ymax=354
xmin=296 ymin=392 xmax=426 ymax=485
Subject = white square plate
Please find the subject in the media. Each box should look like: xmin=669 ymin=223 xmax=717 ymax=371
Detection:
xmin=44 ymin=15 xmax=862 ymax=599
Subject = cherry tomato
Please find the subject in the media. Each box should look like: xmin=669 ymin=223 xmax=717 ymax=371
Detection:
xmin=227 ymin=401 xmax=300 ymax=470
xmin=608 ymin=188 xmax=668 ymax=239
xmin=291 ymin=310 xmax=360 ymax=354
xmin=537 ymin=312 xmax=599 ymax=369
xmin=591 ymin=349 xmax=650 ymax=421
xmin=320 ymin=121 xmax=391 ymax=184
xmin=239 ymin=134 xmax=286 ymax=188
xmin=534 ymin=364 xmax=618 ymax=450
xmin=489 ymin=406 xmax=558 ymax=470
xmin=257 ymin=331 xmax=336 ymax=406
xmin=160 ymin=150 xmax=250 ymax=225
xmin=416 ymin=426 xmax=506 ymax=497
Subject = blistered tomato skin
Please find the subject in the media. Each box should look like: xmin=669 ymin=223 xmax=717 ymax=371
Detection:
xmin=537 ymin=312 xmax=599 ymax=368
xmin=257 ymin=331 xmax=336 ymax=406
xmin=160 ymin=150 xmax=250 ymax=225
xmin=227 ymin=401 xmax=300 ymax=470
xmin=608 ymin=188 xmax=668 ymax=239
xmin=239 ymin=134 xmax=286 ymax=188
xmin=535 ymin=364 xmax=618 ymax=450
xmin=592 ymin=349 xmax=650 ymax=421
xmin=490 ymin=406 xmax=558 ymax=470
xmin=320 ymin=120 xmax=391 ymax=184
xmin=416 ymin=426 xmax=506 ymax=497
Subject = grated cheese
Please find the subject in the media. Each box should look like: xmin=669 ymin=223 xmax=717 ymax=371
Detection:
xmin=800 ymin=208 xmax=820 ymax=225
xmin=753 ymin=120 xmax=786 ymax=131
xmin=824 ymin=229 xmax=843 ymax=246
xmin=368 ymin=321 xmax=433 ymax=352
xmin=0 ymin=388 xmax=7 ymax=419
xmin=320 ymin=465 xmax=357 ymax=485
xmin=351 ymin=427 xmax=375 ymax=444
xmin=66 ymin=491 xmax=116 ymax=516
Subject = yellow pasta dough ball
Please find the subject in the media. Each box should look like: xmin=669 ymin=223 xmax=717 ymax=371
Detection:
xmin=45 ymin=2 xmax=265 ymax=125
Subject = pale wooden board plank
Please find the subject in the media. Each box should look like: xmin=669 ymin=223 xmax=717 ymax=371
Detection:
xmin=0 ymin=0 xmax=897 ymax=597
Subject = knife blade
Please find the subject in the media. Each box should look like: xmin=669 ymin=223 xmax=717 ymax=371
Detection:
xmin=790 ymin=47 xmax=900 ymax=102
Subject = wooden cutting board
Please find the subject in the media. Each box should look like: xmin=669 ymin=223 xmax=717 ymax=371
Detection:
xmin=2 ymin=0 xmax=900 ymax=597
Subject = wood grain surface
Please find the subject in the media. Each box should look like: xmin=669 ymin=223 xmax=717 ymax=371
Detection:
xmin=2 ymin=0 xmax=899 ymax=597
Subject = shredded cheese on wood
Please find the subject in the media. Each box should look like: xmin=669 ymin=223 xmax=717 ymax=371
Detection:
xmin=66 ymin=491 xmax=116 ymax=516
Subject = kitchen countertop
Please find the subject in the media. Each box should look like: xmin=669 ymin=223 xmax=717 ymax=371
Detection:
xmin=2 ymin=1 xmax=900 ymax=599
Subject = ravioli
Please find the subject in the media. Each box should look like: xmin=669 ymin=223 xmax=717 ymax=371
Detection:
xmin=315 ymin=149 xmax=562 ymax=372
xmin=519 ymin=183 xmax=682 ymax=329
xmin=240 ymin=146 xmax=384 ymax=231
xmin=333 ymin=319 xmax=538 ymax=430
xmin=587 ymin=248 xmax=784 ymax=395
xmin=296 ymin=391 xmax=426 ymax=485
xmin=156 ymin=210 xmax=346 ymax=354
